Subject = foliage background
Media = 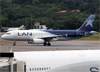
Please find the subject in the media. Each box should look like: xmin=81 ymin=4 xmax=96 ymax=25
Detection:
xmin=0 ymin=0 xmax=100 ymax=32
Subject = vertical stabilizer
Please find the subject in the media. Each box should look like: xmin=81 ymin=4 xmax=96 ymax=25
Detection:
xmin=78 ymin=15 xmax=96 ymax=31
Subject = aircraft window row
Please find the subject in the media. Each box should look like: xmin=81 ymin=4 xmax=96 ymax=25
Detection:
xmin=33 ymin=33 xmax=48 ymax=35
xmin=30 ymin=67 xmax=51 ymax=71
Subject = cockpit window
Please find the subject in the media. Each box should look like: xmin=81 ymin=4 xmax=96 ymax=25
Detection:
xmin=6 ymin=33 xmax=10 ymax=35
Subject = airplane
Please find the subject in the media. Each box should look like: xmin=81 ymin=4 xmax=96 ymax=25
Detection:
xmin=7 ymin=25 xmax=25 ymax=31
xmin=14 ymin=50 xmax=100 ymax=72
xmin=1 ymin=15 xmax=97 ymax=46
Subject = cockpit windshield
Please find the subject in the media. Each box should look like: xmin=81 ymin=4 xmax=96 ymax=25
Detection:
xmin=6 ymin=33 xmax=11 ymax=35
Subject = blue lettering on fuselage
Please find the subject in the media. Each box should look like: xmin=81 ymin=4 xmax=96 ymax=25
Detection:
xmin=90 ymin=67 xmax=99 ymax=72
xmin=18 ymin=32 xmax=32 ymax=36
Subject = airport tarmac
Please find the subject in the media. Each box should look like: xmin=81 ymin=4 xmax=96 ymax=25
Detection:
xmin=0 ymin=40 xmax=100 ymax=52
xmin=0 ymin=32 xmax=100 ymax=52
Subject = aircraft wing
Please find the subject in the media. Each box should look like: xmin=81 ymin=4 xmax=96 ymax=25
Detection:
xmin=37 ymin=35 xmax=61 ymax=39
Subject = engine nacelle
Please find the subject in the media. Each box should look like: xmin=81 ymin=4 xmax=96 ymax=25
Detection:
xmin=28 ymin=39 xmax=44 ymax=44
xmin=85 ymin=31 xmax=97 ymax=36
xmin=90 ymin=31 xmax=97 ymax=35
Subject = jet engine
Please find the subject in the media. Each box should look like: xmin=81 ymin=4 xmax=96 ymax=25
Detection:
xmin=85 ymin=31 xmax=97 ymax=36
xmin=28 ymin=39 xmax=44 ymax=44
xmin=90 ymin=31 xmax=97 ymax=35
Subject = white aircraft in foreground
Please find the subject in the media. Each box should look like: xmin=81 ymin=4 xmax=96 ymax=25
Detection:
xmin=14 ymin=50 xmax=100 ymax=72
xmin=1 ymin=15 xmax=97 ymax=46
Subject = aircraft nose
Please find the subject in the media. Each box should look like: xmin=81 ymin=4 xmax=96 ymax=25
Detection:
xmin=1 ymin=35 xmax=6 ymax=39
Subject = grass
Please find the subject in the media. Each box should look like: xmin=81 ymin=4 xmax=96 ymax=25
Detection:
xmin=78 ymin=34 xmax=100 ymax=40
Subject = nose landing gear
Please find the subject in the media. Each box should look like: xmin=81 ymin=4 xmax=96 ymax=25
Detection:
xmin=13 ymin=41 xmax=16 ymax=46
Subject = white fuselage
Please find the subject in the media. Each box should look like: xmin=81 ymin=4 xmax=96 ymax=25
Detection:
xmin=14 ymin=50 xmax=100 ymax=72
xmin=1 ymin=30 xmax=56 ymax=41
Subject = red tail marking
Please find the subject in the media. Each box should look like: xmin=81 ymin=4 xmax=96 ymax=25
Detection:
xmin=81 ymin=27 xmax=92 ymax=30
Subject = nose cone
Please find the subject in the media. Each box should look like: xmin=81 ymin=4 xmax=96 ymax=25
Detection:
xmin=1 ymin=35 xmax=6 ymax=39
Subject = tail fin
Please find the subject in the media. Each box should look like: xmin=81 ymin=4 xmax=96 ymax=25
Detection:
xmin=78 ymin=15 xmax=96 ymax=31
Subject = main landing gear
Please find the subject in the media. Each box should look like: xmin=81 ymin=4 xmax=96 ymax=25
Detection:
xmin=44 ymin=42 xmax=51 ymax=46
xmin=13 ymin=41 xmax=16 ymax=46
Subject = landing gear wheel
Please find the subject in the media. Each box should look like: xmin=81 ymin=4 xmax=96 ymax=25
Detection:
xmin=13 ymin=41 xmax=16 ymax=46
xmin=44 ymin=42 xmax=47 ymax=46
xmin=48 ymin=43 xmax=51 ymax=46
